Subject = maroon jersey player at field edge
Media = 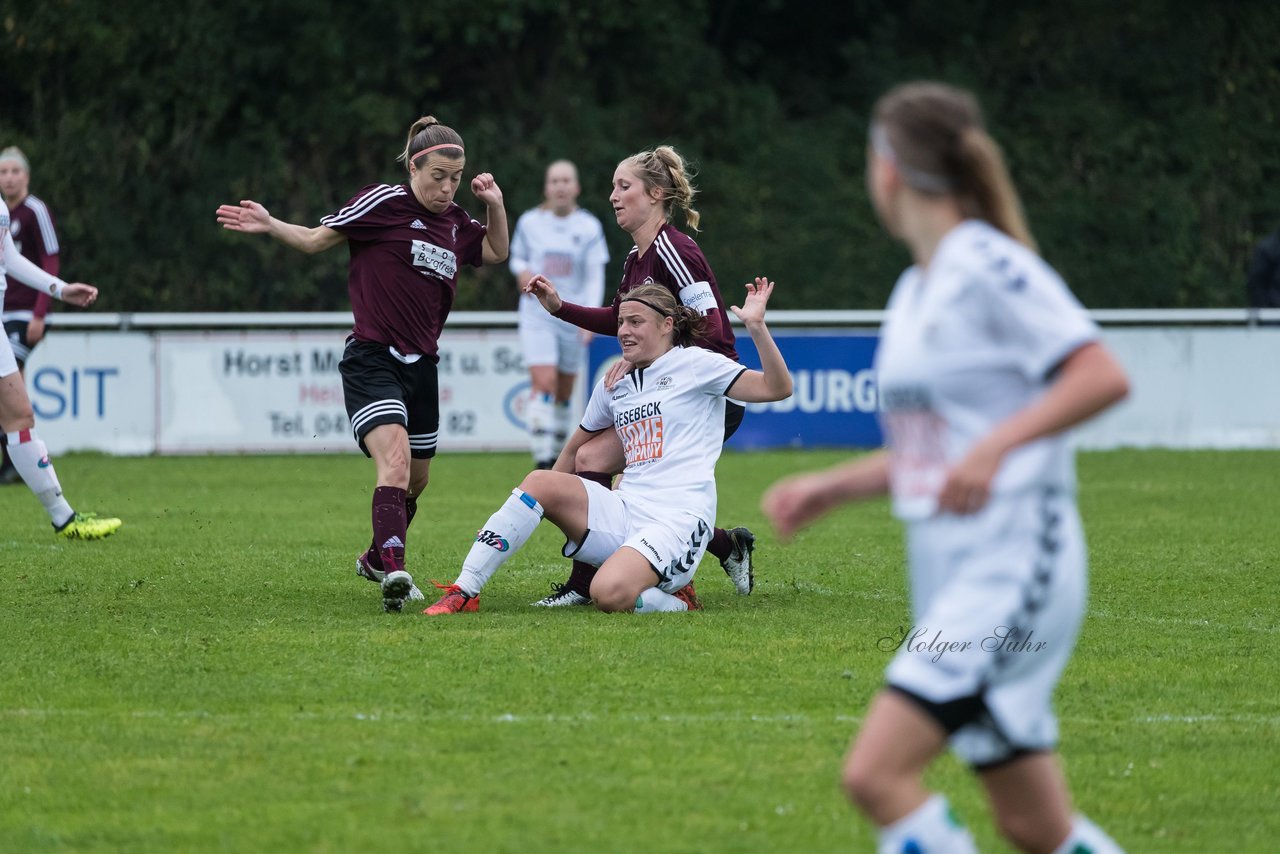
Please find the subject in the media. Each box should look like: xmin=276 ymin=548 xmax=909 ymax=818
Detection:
xmin=216 ymin=116 xmax=509 ymax=614
xmin=522 ymin=145 xmax=758 ymax=607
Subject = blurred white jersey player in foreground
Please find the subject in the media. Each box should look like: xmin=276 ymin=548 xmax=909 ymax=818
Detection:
xmin=763 ymin=82 xmax=1129 ymax=853
xmin=0 ymin=209 xmax=122 ymax=539
xmin=423 ymin=277 xmax=791 ymax=615
xmin=510 ymin=160 xmax=609 ymax=469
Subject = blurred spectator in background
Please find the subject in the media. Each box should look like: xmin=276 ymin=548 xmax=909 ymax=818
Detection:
xmin=1246 ymin=224 xmax=1280 ymax=310
xmin=0 ymin=146 xmax=60 ymax=484
xmin=510 ymin=159 xmax=609 ymax=471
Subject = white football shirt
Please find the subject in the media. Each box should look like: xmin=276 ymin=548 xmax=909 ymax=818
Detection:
xmin=875 ymin=220 xmax=1099 ymax=520
xmin=581 ymin=345 xmax=746 ymax=525
xmin=510 ymin=207 xmax=609 ymax=310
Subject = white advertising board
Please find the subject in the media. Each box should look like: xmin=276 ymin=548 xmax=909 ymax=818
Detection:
xmin=153 ymin=330 xmax=543 ymax=454
xmin=24 ymin=332 xmax=156 ymax=455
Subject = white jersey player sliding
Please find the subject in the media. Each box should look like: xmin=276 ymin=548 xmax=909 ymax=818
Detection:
xmin=423 ymin=277 xmax=792 ymax=615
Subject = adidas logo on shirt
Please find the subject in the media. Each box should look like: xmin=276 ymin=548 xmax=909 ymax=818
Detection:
xmin=410 ymin=219 xmax=428 ymax=231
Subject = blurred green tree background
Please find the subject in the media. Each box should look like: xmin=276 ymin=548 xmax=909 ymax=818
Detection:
xmin=3 ymin=0 xmax=1278 ymax=312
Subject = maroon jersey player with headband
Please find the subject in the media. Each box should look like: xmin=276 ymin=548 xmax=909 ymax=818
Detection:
xmin=523 ymin=145 xmax=757 ymax=608
xmin=216 ymin=116 xmax=509 ymax=614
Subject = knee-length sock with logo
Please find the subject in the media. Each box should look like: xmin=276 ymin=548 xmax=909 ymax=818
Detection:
xmin=364 ymin=492 xmax=417 ymax=573
xmin=371 ymin=486 xmax=408 ymax=573
xmin=6 ymin=430 xmax=75 ymax=527
xmin=455 ymin=489 xmax=545 ymax=597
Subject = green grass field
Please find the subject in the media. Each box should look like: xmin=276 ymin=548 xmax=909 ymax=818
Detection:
xmin=1 ymin=449 xmax=1277 ymax=852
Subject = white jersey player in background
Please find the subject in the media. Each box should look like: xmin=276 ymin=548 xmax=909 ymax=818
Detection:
xmin=423 ymin=278 xmax=791 ymax=615
xmin=0 ymin=210 xmax=123 ymax=539
xmin=510 ymin=160 xmax=609 ymax=469
xmin=763 ymin=82 xmax=1129 ymax=854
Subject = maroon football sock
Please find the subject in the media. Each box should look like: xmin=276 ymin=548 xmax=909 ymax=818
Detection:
xmin=371 ymin=486 xmax=408 ymax=573
xmin=365 ymin=491 xmax=420 ymax=571
xmin=707 ymin=527 xmax=733 ymax=562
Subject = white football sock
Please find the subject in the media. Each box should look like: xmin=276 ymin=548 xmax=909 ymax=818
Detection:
xmin=877 ymin=794 xmax=977 ymax=854
xmin=634 ymin=587 xmax=688 ymax=613
xmin=454 ymin=489 xmax=544 ymax=597
xmin=1051 ymin=814 xmax=1125 ymax=854
xmin=552 ymin=400 xmax=572 ymax=449
xmin=527 ymin=392 xmax=554 ymax=464
xmin=6 ymin=430 xmax=74 ymax=527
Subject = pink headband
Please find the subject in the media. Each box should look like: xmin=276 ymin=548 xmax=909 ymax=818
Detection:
xmin=412 ymin=142 xmax=464 ymax=162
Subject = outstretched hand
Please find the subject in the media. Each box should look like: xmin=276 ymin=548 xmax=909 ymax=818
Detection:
xmin=215 ymin=200 xmax=272 ymax=233
xmin=761 ymin=472 xmax=838 ymax=541
xmin=471 ymin=173 xmax=503 ymax=207
xmin=522 ymin=273 xmax=563 ymax=314
xmin=60 ymin=283 xmax=99 ymax=308
xmin=729 ymin=277 xmax=775 ymax=326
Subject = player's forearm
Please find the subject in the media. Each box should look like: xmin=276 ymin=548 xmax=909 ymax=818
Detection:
xmin=744 ymin=320 xmax=793 ymax=400
xmin=482 ymin=202 xmax=510 ymax=264
xmin=824 ymin=451 xmax=892 ymax=502
xmin=3 ymin=231 xmax=64 ymax=294
xmin=266 ymin=219 xmax=337 ymax=254
xmin=553 ymin=301 xmax=618 ymax=336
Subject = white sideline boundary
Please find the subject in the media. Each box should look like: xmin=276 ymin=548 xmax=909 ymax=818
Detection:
xmin=3 ymin=708 xmax=1277 ymax=727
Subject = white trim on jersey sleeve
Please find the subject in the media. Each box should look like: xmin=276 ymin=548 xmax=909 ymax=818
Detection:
xmin=319 ymin=184 xmax=406 ymax=227
xmin=653 ymin=231 xmax=697 ymax=287
xmin=24 ymin=196 xmax=60 ymax=255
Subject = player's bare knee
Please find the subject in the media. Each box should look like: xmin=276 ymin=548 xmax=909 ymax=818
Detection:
xmin=518 ymin=468 xmax=554 ymax=498
xmin=589 ymin=578 xmax=630 ymax=612
xmin=842 ymin=759 xmax=890 ymax=814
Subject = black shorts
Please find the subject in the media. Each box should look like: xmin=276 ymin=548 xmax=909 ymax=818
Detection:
xmin=339 ymin=337 xmax=440 ymax=459
xmin=723 ymin=400 xmax=746 ymax=444
xmin=3 ymin=319 xmax=37 ymax=366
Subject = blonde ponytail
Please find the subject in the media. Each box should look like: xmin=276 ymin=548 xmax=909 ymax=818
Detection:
xmin=621 ymin=146 xmax=701 ymax=231
xmin=955 ymin=127 xmax=1036 ymax=251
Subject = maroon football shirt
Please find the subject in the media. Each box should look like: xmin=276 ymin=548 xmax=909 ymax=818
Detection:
xmin=614 ymin=223 xmax=737 ymax=360
xmin=321 ymin=183 xmax=486 ymax=360
xmin=3 ymin=195 xmax=59 ymax=318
